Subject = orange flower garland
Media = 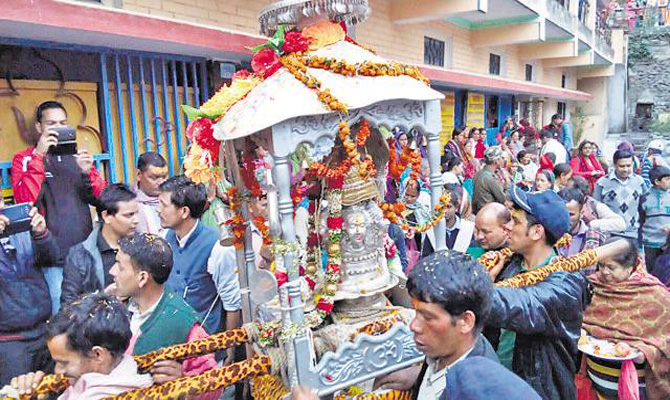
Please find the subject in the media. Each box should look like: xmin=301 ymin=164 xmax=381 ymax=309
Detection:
xmin=387 ymin=138 xmax=402 ymax=180
xmin=356 ymin=119 xmax=371 ymax=147
xmin=253 ymin=216 xmax=273 ymax=246
xmin=309 ymin=158 xmax=352 ymax=180
xmin=225 ymin=188 xmax=246 ymax=249
xmin=400 ymin=146 xmax=422 ymax=179
xmin=382 ymin=192 xmax=451 ymax=233
xmin=280 ymin=53 xmax=348 ymax=113
xmin=300 ymin=55 xmax=430 ymax=85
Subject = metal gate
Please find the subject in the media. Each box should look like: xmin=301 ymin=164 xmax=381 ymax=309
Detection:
xmin=99 ymin=51 xmax=209 ymax=184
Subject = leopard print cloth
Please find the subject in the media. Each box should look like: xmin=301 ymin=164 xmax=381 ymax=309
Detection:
xmin=478 ymin=248 xmax=598 ymax=287
xmin=134 ymin=326 xmax=249 ymax=372
xmin=104 ymin=355 xmax=271 ymax=400
xmin=348 ymin=312 xmax=404 ymax=342
xmin=15 ymin=374 xmax=68 ymax=400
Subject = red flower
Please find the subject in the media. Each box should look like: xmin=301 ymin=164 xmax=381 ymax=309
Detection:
xmin=305 ymin=276 xmax=316 ymax=290
xmin=317 ymin=298 xmax=334 ymax=314
xmin=232 ymin=69 xmax=251 ymax=81
xmin=283 ymin=31 xmax=310 ymax=53
xmin=275 ymin=271 xmax=288 ymax=287
xmin=327 ymin=263 xmax=340 ymax=276
xmin=307 ymin=234 xmax=319 ymax=248
xmin=186 ymin=118 xmax=220 ymax=162
xmin=186 ymin=117 xmax=212 ymax=142
xmin=251 ymin=48 xmax=281 ymax=78
xmin=327 ymin=217 xmax=343 ymax=230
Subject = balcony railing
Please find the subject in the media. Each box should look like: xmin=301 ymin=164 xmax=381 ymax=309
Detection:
xmin=546 ymin=0 xmax=577 ymax=33
xmin=578 ymin=19 xmax=593 ymax=41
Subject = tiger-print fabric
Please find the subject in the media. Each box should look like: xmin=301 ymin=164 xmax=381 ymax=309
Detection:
xmin=348 ymin=312 xmax=404 ymax=342
xmin=16 ymin=374 xmax=68 ymax=400
xmin=250 ymin=375 xmax=290 ymax=399
xmin=352 ymin=390 xmax=412 ymax=400
xmin=104 ymin=355 xmax=271 ymax=400
xmin=478 ymin=248 xmax=514 ymax=272
xmin=495 ymin=250 xmax=597 ymax=287
xmin=134 ymin=326 xmax=249 ymax=372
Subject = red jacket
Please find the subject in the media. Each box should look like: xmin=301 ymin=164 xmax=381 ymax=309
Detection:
xmin=569 ymin=155 xmax=605 ymax=194
xmin=11 ymin=147 xmax=106 ymax=203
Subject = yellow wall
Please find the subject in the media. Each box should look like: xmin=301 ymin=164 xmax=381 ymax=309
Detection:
xmin=0 ymin=80 xmax=102 ymax=162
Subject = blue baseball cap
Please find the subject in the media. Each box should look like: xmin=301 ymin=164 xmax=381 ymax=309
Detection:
xmin=508 ymin=185 xmax=570 ymax=240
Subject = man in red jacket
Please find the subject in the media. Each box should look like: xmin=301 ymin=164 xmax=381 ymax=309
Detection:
xmin=11 ymin=101 xmax=107 ymax=313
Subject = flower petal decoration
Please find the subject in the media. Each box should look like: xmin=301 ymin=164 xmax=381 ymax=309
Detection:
xmin=183 ymin=143 xmax=220 ymax=185
xmin=283 ymin=31 xmax=310 ymax=53
xmin=251 ymin=48 xmax=282 ymax=78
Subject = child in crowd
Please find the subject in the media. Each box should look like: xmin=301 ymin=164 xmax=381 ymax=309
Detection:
xmin=640 ymin=166 xmax=670 ymax=272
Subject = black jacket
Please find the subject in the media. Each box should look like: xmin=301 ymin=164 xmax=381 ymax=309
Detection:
xmin=61 ymin=225 xmax=105 ymax=307
xmin=36 ymin=154 xmax=99 ymax=254
xmin=0 ymin=230 xmax=60 ymax=337
xmin=486 ymin=271 xmax=591 ymax=400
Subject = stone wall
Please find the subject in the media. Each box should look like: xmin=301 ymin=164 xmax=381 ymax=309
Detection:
xmin=628 ymin=28 xmax=670 ymax=131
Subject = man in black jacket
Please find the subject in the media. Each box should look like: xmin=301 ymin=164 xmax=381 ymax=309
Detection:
xmin=487 ymin=186 xmax=590 ymax=399
xmin=61 ymin=184 xmax=138 ymax=307
xmin=0 ymin=199 xmax=61 ymax=385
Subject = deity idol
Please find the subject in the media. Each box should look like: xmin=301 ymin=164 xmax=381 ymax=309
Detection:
xmin=330 ymin=169 xmax=401 ymax=302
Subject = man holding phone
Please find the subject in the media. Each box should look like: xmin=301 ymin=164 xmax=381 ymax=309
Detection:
xmin=0 ymin=199 xmax=61 ymax=386
xmin=11 ymin=101 xmax=107 ymax=313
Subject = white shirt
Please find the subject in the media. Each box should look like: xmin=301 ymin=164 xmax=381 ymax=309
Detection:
xmin=176 ymin=220 xmax=241 ymax=311
xmin=541 ymin=138 xmax=568 ymax=164
xmin=128 ymin=292 xmax=164 ymax=335
xmin=417 ymin=346 xmax=475 ymax=399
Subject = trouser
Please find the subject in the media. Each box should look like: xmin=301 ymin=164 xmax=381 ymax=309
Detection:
xmin=645 ymin=246 xmax=663 ymax=273
xmin=42 ymin=265 xmax=63 ymax=315
xmin=0 ymin=335 xmax=53 ymax=386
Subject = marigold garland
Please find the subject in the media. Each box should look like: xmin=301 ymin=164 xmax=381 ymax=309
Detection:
xmin=387 ymin=138 xmax=403 ymax=180
xmin=280 ymin=53 xmax=349 ymax=113
xmin=399 ymin=146 xmax=422 ymax=180
xmin=356 ymin=119 xmax=371 ymax=147
xmin=225 ymin=188 xmax=246 ymax=249
xmin=381 ymin=192 xmax=451 ymax=233
xmin=300 ymin=55 xmax=430 ymax=85
xmin=253 ymin=216 xmax=273 ymax=246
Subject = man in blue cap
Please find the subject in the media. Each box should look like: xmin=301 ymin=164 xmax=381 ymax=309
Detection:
xmin=486 ymin=186 xmax=590 ymax=399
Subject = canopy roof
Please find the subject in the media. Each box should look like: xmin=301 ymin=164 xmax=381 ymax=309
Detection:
xmin=212 ymin=40 xmax=444 ymax=141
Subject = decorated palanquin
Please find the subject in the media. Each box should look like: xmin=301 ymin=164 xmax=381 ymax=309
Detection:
xmin=0 ymin=1 xmax=630 ymax=399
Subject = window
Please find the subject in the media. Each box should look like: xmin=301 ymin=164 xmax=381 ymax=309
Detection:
xmin=557 ymin=102 xmax=566 ymax=119
xmin=525 ymin=64 xmax=534 ymax=82
xmin=424 ymin=36 xmax=445 ymax=67
xmin=561 ymin=74 xmax=567 ymax=88
xmin=489 ymin=53 xmax=501 ymax=75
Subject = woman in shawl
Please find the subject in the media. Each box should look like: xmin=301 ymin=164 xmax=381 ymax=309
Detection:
xmin=444 ymin=126 xmax=476 ymax=197
xmin=534 ymin=169 xmax=555 ymax=192
xmin=581 ymin=238 xmax=670 ymax=399
xmin=570 ymin=140 xmax=605 ymax=194
xmin=401 ymin=175 xmax=432 ymax=273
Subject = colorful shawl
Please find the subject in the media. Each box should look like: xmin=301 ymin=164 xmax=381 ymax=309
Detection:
xmin=445 ymin=140 xmax=476 ymax=179
xmin=582 ymin=269 xmax=670 ymax=399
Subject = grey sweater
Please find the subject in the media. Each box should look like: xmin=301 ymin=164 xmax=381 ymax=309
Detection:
xmin=641 ymin=187 xmax=670 ymax=248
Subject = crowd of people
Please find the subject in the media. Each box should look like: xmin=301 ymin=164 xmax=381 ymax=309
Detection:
xmin=2 ymin=101 xmax=670 ymax=400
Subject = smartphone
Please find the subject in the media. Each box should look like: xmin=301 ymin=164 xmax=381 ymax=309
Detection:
xmin=50 ymin=127 xmax=78 ymax=156
xmin=0 ymin=202 xmax=32 ymax=237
